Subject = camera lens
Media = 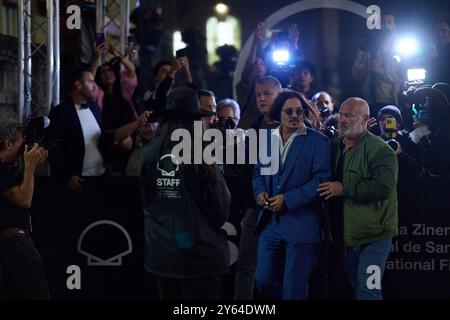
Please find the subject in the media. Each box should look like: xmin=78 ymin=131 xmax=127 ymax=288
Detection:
xmin=387 ymin=139 xmax=399 ymax=152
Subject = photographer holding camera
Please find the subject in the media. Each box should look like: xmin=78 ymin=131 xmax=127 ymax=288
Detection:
xmin=211 ymin=99 xmax=250 ymax=229
xmin=352 ymin=20 xmax=404 ymax=123
xmin=428 ymin=19 xmax=450 ymax=84
xmin=408 ymin=86 xmax=450 ymax=177
xmin=377 ymin=106 xmax=423 ymax=177
xmin=312 ymin=91 xmax=336 ymax=126
xmin=0 ymin=109 xmax=49 ymax=299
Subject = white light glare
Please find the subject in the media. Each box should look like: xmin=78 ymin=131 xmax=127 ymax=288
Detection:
xmin=215 ymin=3 xmax=229 ymax=15
xmin=407 ymin=68 xmax=426 ymax=82
xmin=396 ymin=37 xmax=419 ymax=57
xmin=273 ymin=50 xmax=290 ymax=65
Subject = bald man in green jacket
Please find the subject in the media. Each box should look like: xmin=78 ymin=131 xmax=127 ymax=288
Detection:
xmin=318 ymin=97 xmax=398 ymax=300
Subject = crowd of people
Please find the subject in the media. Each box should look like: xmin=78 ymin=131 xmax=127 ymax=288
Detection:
xmin=1 ymin=10 xmax=449 ymax=300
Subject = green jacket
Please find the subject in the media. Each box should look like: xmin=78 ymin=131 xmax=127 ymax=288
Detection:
xmin=329 ymin=131 xmax=398 ymax=247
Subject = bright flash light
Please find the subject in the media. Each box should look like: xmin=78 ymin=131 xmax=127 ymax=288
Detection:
xmin=215 ymin=3 xmax=229 ymax=15
xmin=407 ymin=68 xmax=426 ymax=82
xmin=272 ymin=50 xmax=290 ymax=65
xmin=393 ymin=55 xmax=402 ymax=63
xmin=396 ymin=37 xmax=419 ymax=57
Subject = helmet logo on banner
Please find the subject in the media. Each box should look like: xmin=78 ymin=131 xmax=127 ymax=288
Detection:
xmin=77 ymin=220 xmax=133 ymax=266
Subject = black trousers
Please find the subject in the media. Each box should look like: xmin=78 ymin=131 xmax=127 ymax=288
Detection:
xmin=309 ymin=236 xmax=353 ymax=300
xmin=234 ymin=208 xmax=259 ymax=300
xmin=155 ymin=275 xmax=222 ymax=300
xmin=0 ymin=234 xmax=49 ymax=300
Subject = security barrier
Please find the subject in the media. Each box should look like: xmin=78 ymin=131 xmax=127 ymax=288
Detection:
xmin=31 ymin=176 xmax=450 ymax=299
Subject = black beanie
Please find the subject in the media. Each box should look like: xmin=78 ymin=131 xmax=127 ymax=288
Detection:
xmin=378 ymin=105 xmax=402 ymax=125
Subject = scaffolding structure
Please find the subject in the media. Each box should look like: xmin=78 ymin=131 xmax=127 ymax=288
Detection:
xmin=16 ymin=0 xmax=130 ymax=122
xmin=17 ymin=0 xmax=60 ymax=121
xmin=96 ymin=0 xmax=130 ymax=59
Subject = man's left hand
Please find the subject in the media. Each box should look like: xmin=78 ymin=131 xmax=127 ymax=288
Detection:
xmin=317 ymin=181 xmax=343 ymax=200
xmin=267 ymin=194 xmax=286 ymax=213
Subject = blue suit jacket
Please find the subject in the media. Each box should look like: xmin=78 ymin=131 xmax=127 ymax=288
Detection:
xmin=253 ymin=128 xmax=330 ymax=244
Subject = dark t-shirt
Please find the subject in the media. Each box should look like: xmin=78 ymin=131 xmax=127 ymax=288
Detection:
xmin=329 ymin=142 xmax=346 ymax=242
xmin=0 ymin=163 xmax=30 ymax=231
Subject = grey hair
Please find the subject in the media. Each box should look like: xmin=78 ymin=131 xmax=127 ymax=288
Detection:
xmin=341 ymin=97 xmax=370 ymax=116
xmin=0 ymin=108 xmax=23 ymax=151
xmin=217 ymin=98 xmax=241 ymax=121
xmin=255 ymin=76 xmax=282 ymax=92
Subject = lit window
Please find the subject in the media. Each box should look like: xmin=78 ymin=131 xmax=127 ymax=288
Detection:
xmin=206 ymin=15 xmax=241 ymax=65
xmin=173 ymin=30 xmax=187 ymax=56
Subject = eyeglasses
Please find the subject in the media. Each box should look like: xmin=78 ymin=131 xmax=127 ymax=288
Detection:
xmin=282 ymin=107 xmax=304 ymax=117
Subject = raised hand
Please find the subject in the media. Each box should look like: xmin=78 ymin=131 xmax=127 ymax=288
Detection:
xmin=255 ymin=22 xmax=267 ymax=44
xmin=367 ymin=117 xmax=378 ymax=130
xmin=288 ymin=23 xmax=299 ymax=47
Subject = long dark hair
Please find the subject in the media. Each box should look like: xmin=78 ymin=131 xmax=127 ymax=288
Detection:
xmin=95 ymin=58 xmax=135 ymax=130
xmin=270 ymin=90 xmax=322 ymax=130
xmin=94 ymin=58 xmax=123 ymax=98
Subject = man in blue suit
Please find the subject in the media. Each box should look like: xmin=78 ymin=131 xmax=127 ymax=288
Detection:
xmin=253 ymin=90 xmax=330 ymax=300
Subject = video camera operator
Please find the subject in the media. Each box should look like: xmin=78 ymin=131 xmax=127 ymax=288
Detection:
xmin=263 ymin=24 xmax=301 ymax=88
xmin=352 ymin=22 xmax=404 ymax=121
xmin=408 ymin=85 xmax=450 ymax=177
xmin=289 ymin=61 xmax=317 ymax=100
xmin=428 ymin=20 xmax=450 ymax=84
xmin=312 ymin=91 xmax=335 ymax=124
xmin=0 ymin=109 xmax=49 ymax=299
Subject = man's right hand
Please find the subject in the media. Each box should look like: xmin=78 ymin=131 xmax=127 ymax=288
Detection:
xmin=68 ymin=175 xmax=84 ymax=194
xmin=23 ymin=143 xmax=48 ymax=169
xmin=257 ymin=192 xmax=269 ymax=208
xmin=367 ymin=117 xmax=378 ymax=130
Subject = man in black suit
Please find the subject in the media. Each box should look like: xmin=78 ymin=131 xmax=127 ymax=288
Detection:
xmin=46 ymin=67 xmax=106 ymax=194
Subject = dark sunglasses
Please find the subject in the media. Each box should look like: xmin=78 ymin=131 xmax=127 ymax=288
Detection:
xmin=282 ymin=107 xmax=304 ymax=117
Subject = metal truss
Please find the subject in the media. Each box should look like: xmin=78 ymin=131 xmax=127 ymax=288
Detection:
xmin=97 ymin=0 xmax=130 ymax=57
xmin=17 ymin=0 xmax=59 ymax=121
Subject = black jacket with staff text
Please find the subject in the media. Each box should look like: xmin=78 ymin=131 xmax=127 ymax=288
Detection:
xmin=140 ymin=132 xmax=230 ymax=278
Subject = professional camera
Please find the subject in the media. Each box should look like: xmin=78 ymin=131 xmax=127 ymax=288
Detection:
xmin=398 ymin=80 xmax=430 ymax=130
xmin=23 ymin=116 xmax=49 ymax=145
xmin=265 ymin=28 xmax=299 ymax=86
xmin=386 ymin=139 xmax=400 ymax=152
xmin=267 ymin=28 xmax=294 ymax=63
xmin=322 ymin=124 xmax=338 ymax=140
xmin=405 ymin=86 xmax=447 ymax=126
xmin=321 ymin=113 xmax=339 ymax=139
xmin=215 ymin=117 xmax=236 ymax=132
xmin=22 ymin=116 xmax=59 ymax=150
xmin=319 ymin=108 xmax=331 ymax=120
